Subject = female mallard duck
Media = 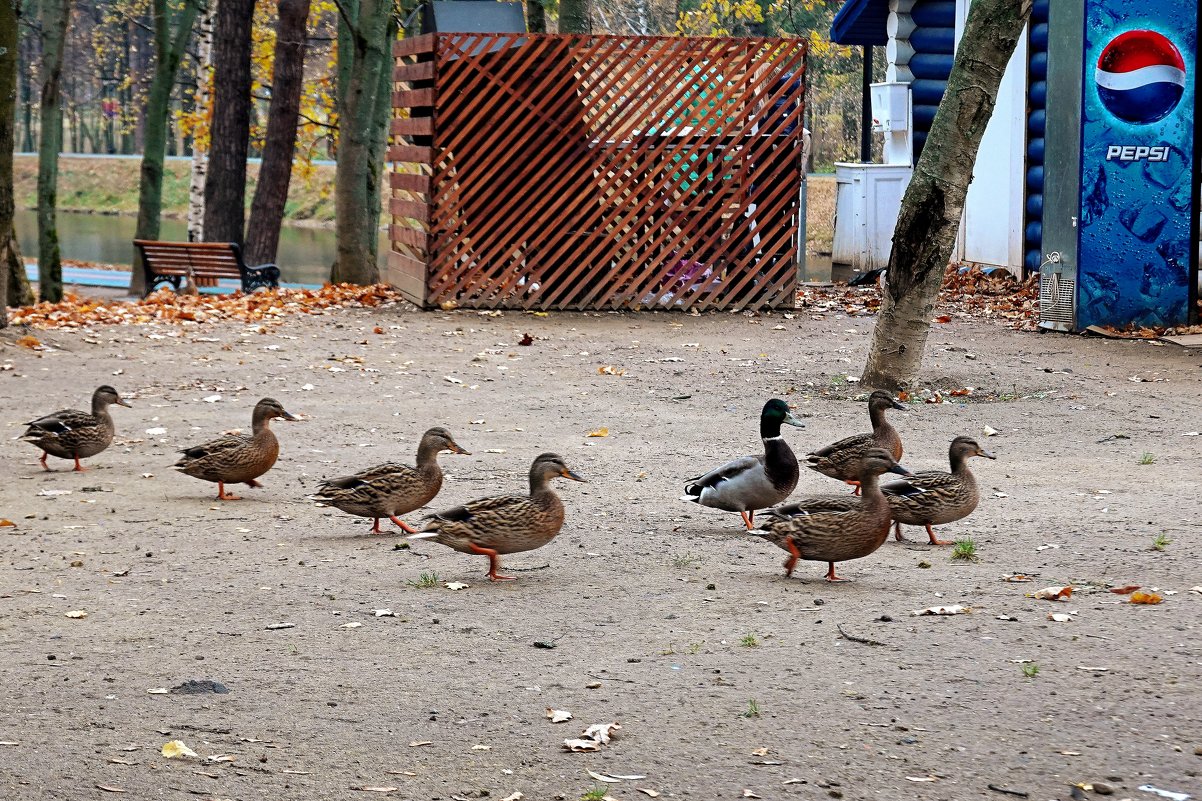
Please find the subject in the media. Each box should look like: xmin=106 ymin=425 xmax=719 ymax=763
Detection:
xmin=409 ymin=453 xmax=585 ymax=581
xmin=751 ymin=448 xmax=911 ymax=581
xmin=311 ymin=427 xmax=470 ymax=534
xmin=884 ymin=436 xmax=995 ymax=545
xmin=681 ymin=398 xmax=805 ymax=529
xmin=174 ymin=397 xmax=297 ymax=500
xmin=22 ymin=385 xmax=131 ymax=471
xmin=804 ymin=390 xmax=906 ymax=493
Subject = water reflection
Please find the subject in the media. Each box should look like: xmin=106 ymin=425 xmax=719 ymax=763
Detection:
xmin=13 ymin=209 xmax=387 ymax=286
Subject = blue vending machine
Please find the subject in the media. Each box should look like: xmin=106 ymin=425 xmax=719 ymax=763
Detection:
xmin=1038 ymin=0 xmax=1199 ymax=331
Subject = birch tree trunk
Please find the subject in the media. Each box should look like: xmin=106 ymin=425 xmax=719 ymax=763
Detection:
xmin=244 ymin=0 xmax=312 ymax=267
xmin=861 ymin=0 xmax=1032 ymax=390
xmin=129 ymin=0 xmax=201 ymax=297
xmin=187 ymin=0 xmax=216 ymax=243
xmin=37 ymin=0 xmax=71 ymax=303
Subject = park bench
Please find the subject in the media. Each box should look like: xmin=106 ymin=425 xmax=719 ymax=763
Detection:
xmin=133 ymin=240 xmax=280 ymax=296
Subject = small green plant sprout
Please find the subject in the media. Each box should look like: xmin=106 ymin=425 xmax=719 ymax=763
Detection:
xmin=688 ymin=641 xmax=705 ymax=654
xmin=950 ymin=538 xmax=978 ymax=561
xmin=1138 ymin=452 xmax=1156 ymax=465
xmin=740 ymin=633 xmax=760 ymax=648
xmin=672 ymin=552 xmax=701 ymax=568
xmin=581 ymin=786 xmax=609 ymax=801
xmin=1152 ymin=533 xmax=1171 ymax=551
xmin=744 ymin=699 xmax=761 ymax=718
xmin=406 ymin=571 xmax=440 ymax=589
xmin=1022 ymin=663 xmax=1039 ymax=679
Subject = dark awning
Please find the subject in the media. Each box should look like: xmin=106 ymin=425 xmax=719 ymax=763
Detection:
xmin=830 ymin=0 xmax=889 ymax=46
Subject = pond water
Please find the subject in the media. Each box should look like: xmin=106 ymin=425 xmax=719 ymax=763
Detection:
xmin=13 ymin=209 xmax=387 ymax=286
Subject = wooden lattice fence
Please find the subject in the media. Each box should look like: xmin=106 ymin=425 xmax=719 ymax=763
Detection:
xmin=387 ymin=34 xmax=807 ymax=311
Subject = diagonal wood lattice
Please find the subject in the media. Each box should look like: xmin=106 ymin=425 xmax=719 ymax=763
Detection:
xmin=388 ymin=34 xmax=807 ymax=311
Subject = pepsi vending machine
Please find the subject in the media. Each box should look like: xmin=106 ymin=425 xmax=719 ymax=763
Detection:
xmin=1039 ymin=0 xmax=1199 ymax=332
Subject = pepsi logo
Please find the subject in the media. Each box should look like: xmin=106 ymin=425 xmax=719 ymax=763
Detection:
xmin=1095 ymin=30 xmax=1186 ymax=125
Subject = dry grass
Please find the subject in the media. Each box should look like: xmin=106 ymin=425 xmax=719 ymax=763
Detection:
xmin=806 ymin=174 xmax=835 ymax=254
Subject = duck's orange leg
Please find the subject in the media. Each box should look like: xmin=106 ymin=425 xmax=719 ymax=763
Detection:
xmin=215 ymin=482 xmax=243 ymax=501
xmin=468 ymin=542 xmax=515 ymax=581
xmin=782 ymin=538 xmax=802 ymax=578
xmin=926 ymin=525 xmax=953 ymax=546
xmin=369 ymin=517 xmax=384 ymax=534
xmin=388 ymin=515 xmax=418 ymax=534
xmin=893 ymin=521 xmax=908 ymax=542
xmin=739 ymin=510 xmax=755 ymax=530
xmin=825 ymin=562 xmax=849 ymax=582
xmin=72 ymin=455 xmax=86 ymax=472
xmin=846 ymin=480 xmax=861 ymax=496
xmin=39 ymin=452 xmax=50 ymax=471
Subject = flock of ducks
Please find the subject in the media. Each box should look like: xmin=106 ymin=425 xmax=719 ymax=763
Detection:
xmin=20 ymin=386 xmax=993 ymax=582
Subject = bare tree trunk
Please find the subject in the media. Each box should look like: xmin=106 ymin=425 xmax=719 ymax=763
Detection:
xmin=187 ymin=0 xmax=215 ymax=242
xmin=558 ymin=0 xmax=589 ymax=32
xmin=203 ymin=0 xmax=255 ymax=246
xmin=37 ymin=0 xmax=71 ymax=303
xmin=330 ymin=0 xmax=391 ymax=285
xmin=861 ymin=0 xmax=1032 ymax=390
xmin=0 ymin=0 xmax=16 ymax=325
xmin=244 ymin=0 xmax=311 ymax=267
xmin=526 ymin=0 xmax=546 ymax=32
xmin=129 ymin=0 xmax=201 ymax=297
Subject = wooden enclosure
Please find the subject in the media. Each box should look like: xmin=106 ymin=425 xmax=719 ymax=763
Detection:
xmin=388 ymin=34 xmax=807 ymax=311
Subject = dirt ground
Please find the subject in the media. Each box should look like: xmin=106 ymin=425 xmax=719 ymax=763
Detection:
xmin=1 ymin=299 xmax=1200 ymax=801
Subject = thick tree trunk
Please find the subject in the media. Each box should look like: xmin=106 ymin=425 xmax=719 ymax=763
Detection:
xmin=187 ymin=1 xmax=216 ymax=242
xmin=330 ymin=0 xmax=391 ymax=285
xmin=558 ymin=0 xmax=589 ymax=32
xmin=526 ymin=0 xmax=546 ymax=32
xmin=37 ymin=0 xmax=71 ymax=303
xmin=6 ymin=232 xmax=35 ymax=308
xmin=861 ymin=0 xmax=1031 ymax=390
xmin=203 ymin=0 xmax=255 ymax=246
xmin=0 ymin=0 xmax=16 ymax=326
xmin=129 ymin=0 xmax=201 ymax=297
xmin=244 ymin=0 xmax=311 ymax=267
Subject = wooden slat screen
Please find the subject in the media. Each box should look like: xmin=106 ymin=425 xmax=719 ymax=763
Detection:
xmin=389 ymin=34 xmax=807 ymax=311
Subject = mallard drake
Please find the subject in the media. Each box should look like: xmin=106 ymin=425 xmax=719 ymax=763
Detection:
xmin=311 ymin=427 xmax=470 ymax=534
xmin=22 ymin=385 xmax=131 ymax=471
xmin=751 ymin=448 xmax=911 ymax=581
xmin=174 ymin=397 xmax=297 ymax=500
xmin=804 ymin=390 xmax=906 ymax=494
xmin=409 ymin=453 xmax=585 ymax=581
xmin=884 ymin=436 xmax=995 ymax=545
xmin=681 ymin=398 xmax=804 ymax=529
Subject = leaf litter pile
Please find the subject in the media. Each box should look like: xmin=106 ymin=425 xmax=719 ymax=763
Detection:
xmin=8 ymin=284 xmax=403 ymax=330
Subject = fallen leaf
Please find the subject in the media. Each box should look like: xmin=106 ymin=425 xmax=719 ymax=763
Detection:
xmin=910 ymin=605 xmax=969 ymax=616
xmin=1109 ymin=585 xmax=1140 ymax=595
xmin=354 ymin=787 xmax=400 ymax=793
xmin=546 ymin=708 xmax=573 ymax=723
xmin=0 ymin=519 xmax=16 ymax=527
xmin=408 ymin=741 xmax=433 ymax=747
xmin=587 ymin=427 xmax=609 ymax=438
xmin=1002 ymin=574 xmax=1033 ymax=583
xmin=982 ymin=425 xmax=999 ymax=437
xmin=933 ymin=315 xmax=952 ymax=324
xmin=1130 ymin=591 xmax=1163 ymax=605
xmin=562 ymin=738 xmax=601 ymax=752
xmin=265 ymin=622 xmax=296 ymax=630
xmin=444 ymin=582 xmax=469 ymax=591
xmin=743 ymin=791 xmax=762 ymax=799
xmin=206 ymin=754 xmax=235 ymax=763
xmin=1048 ymin=612 xmax=1073 ymax=622
xmin=340 ymin=622 xmax=363 ymax=629
xmin=563 ymin=722 xmax=621 ymax=752
xmin=519 ymin=333 xmax=534 ymax=346
xmin=16 ymin=334 xmax=41 ymax=348
xmin=597 ymin=365 xmax=626 ymax=376
xmin=373 ymin=326 xmax=384 ymax=334
xmin=751 ymin=747 xmax=769 ymax=756
xmin=202 ymin=395 xmax=222 ymax=403
xmin=636 ymin=791 xmax=661 ymax=798
xmin=161 ymin=740 xmax=198 ymax=759
xmin=147 ymin=688 xmax=169 ymax=694
xmin=95 ymin=785 xmax=126 ymax=793
xmin=588 ymin=770 xmax=625 ymax=783
xmin=38 ymin=489 xmax=72 ymax=497
xmin=471 ymin=744 xmax=491 ymax=751
xmin=64 ymin=610 xmax=88 ymax=619
xmin=1032 ymin=585 xmax=1073 ymax=601
xmin=500 ymin=794 xmax=524 ymax=801
xmin=906 ymin=776 xmax=937 ymax=782
xmin=375 ymin=609 xmax=396 ymax=617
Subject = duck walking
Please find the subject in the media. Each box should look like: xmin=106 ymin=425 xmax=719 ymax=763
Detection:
xmin=805 ymin=390 xmax=906 ymax=494
xmin=682 ymin=398 xmax=804 ymax=529
xmin=174 ymin=397 xmax=298 ymax=500
xmin=409 ymin=453 xmax=585 ymax=581
xmin=884 ymin=436 xmax=995 ymax=545
xmin=752 ymin=448 xmax=910 ymax=581
xmin=22 ymin=385 xmax=131 ymax=471
xmin=311 ymin=427 xmax=470 ymax=534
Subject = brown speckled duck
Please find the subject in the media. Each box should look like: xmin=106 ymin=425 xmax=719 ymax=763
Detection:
xmin=311 ymin=427 xmax=470 ymax=534
xmin=409 ymin=453 xmax=585 ymax=581
xmin=22 ymin=385 xmax=131 ymax=471
xmin=681 ymin=399 xmax=805 ymax=529
xmin=174 ymin=398 xmax=297 ymax=500
xmin=884 ymin=436 xmax=995 ymax=545
xmin=751 ymin=448 xmax=911 ymax=581
xmin=804 ymin=390 xmax=906 ymax=494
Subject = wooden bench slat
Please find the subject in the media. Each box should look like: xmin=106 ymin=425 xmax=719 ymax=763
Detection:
xmin=135 ymin=240 xmax=280 ymax=297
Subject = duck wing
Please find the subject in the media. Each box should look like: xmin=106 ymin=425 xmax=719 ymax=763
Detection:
xmin=24 ymin=409 xmax=99 ymax=438
xmin=176 ymin=433 xmax=253 ymax=465
xmin=766 ymin=494 xmax=861 ymax=520
xmin=685 ymin=455 xmax=764 ymax=494
xmin=806 ymin=432 xmax=872 ymax=461
xmin=881 ymin=470 xmax=957 ymax=497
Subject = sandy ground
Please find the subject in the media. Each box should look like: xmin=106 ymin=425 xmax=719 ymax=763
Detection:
xmin=1 ymin=302 xmax=1201 ymax=801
